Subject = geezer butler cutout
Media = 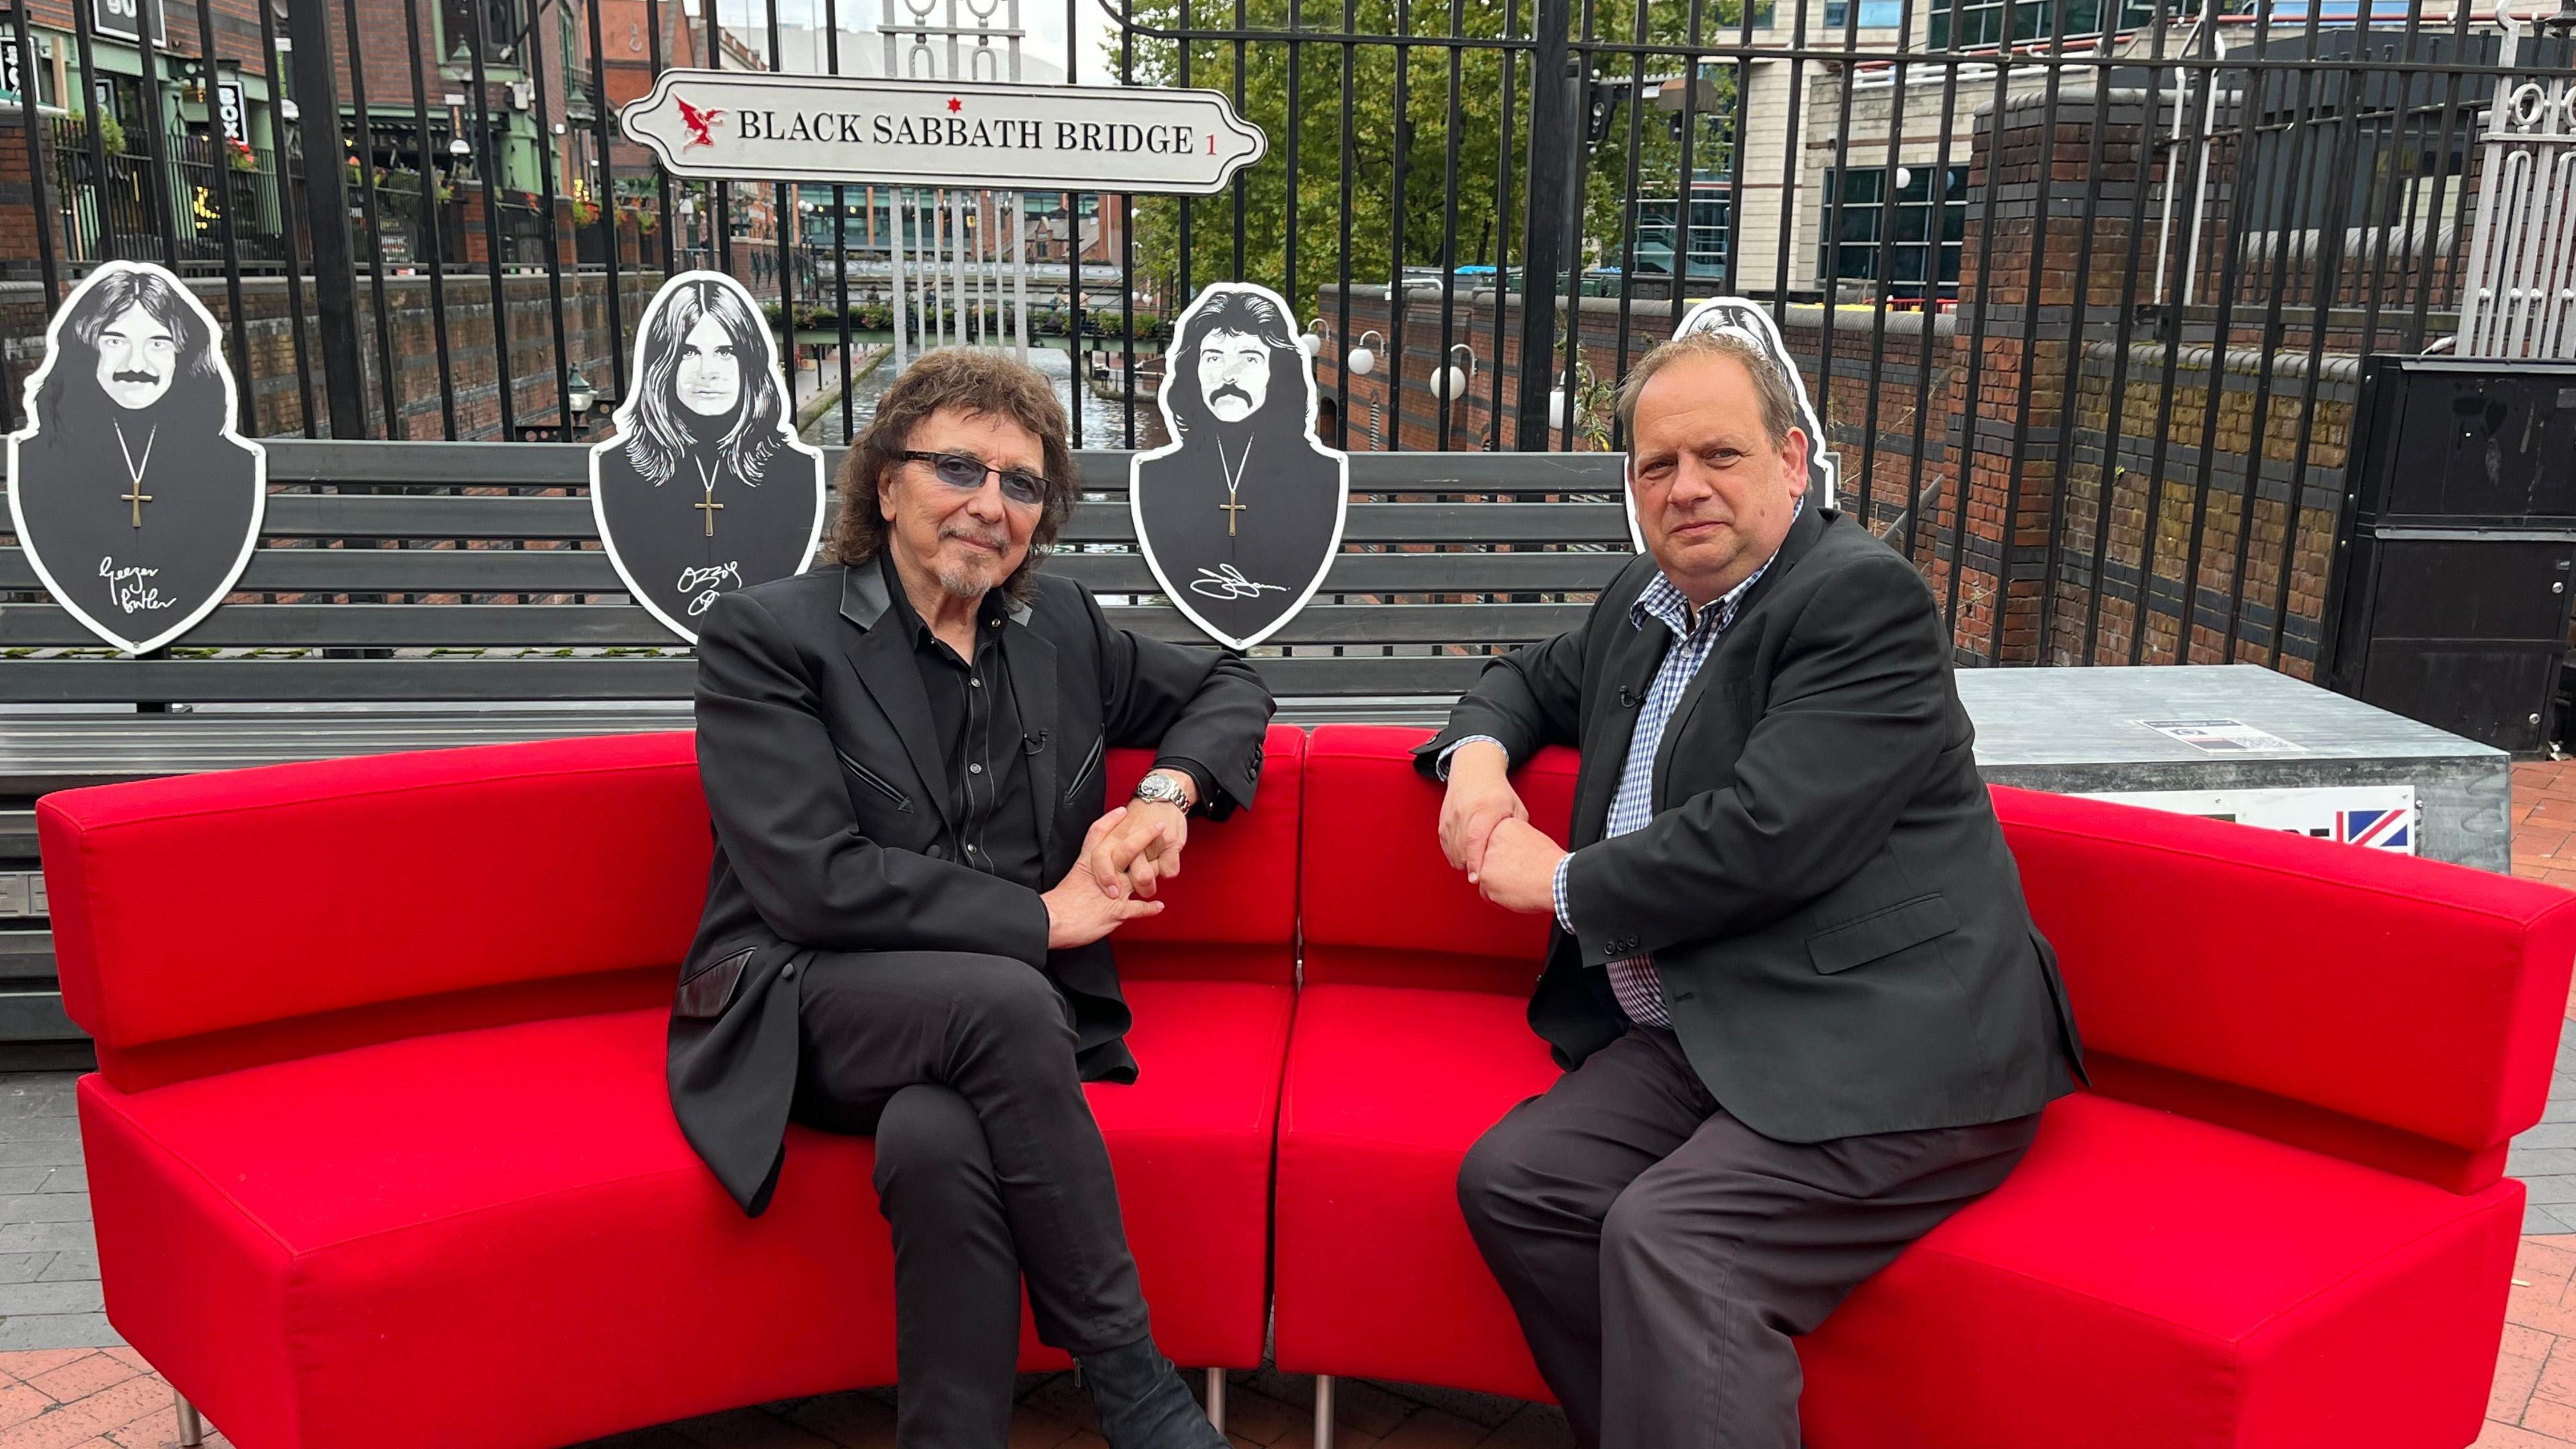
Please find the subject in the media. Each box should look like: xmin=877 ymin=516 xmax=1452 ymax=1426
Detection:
xmin=7 ymin=260 xmax=266 ymax=655
xmin=1131 ymin=284 xmax=1348 ymax=651
xmin=591 ymin=270 xmax=826 ymax=643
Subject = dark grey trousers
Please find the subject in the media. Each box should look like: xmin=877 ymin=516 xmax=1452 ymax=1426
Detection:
xmin=1457 ymin=1026 xmax=2041 ymax=1449
xmin=790 ymin=950 xmax=1151 ymax=1449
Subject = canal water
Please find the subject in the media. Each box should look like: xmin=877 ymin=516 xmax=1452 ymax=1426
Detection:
xmin=809 ymin=340 xmax=1164 ymax=451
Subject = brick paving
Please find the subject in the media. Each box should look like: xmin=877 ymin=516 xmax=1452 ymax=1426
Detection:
xmin=17 ymin=766 xmax=2576 ymax=1448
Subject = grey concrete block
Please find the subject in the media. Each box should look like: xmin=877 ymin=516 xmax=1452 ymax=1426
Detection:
xmin=0 ymin=1312 xmax=123 ymax=1350
xmin=0 ymin=1220 xmax=94 ymax=1254
xmin=0 ymin=1194 xmax=90 ymax=1225
xmin=2511 ymin=1148 xmax=2576 ymax=1177
xmin=0 ymin=1141 xmax=87 ymax=1168
xmin=2516 ymin=1124 xmax=2576 ymax=1150
xmin=0 ymin=1280 xmax=104 ymax=1315
xmin=37 ymin=1251 xmax=96 ymax=1283
xmin=36 ymin=1166 xmax=83 ymax=1195
xmin=0 ymin=1169 xmax=53 ymax=1196
xmin=2520 ymin=1174 xmax=2576 ymax=1205
xmin=2531 ymin=1203 xmax=2575 ymax=1236
xmin=0 ymin=1254 xmax=52 ymax=1285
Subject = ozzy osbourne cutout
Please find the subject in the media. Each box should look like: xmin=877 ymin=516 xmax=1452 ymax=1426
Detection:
xmin=1626 ymin=297 xmax=1841 ymax=553
xmin=1130 ymin=282 xmax=1350 ymax=651
xmin=590 ymin=270 xmax=826 ymax=643
xmin=7 ymin=261 xmax=267 ymax=655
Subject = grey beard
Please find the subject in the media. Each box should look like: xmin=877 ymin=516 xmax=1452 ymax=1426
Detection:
xmin=933 ymin=559 xmax=996 ymax=598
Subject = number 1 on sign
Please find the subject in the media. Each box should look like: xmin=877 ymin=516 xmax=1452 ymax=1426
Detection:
xmin=1206 ymin=133 xmax=1214 ymax=154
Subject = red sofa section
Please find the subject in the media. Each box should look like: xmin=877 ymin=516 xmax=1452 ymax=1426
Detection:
xmin=1275 ymin=724 xmax=2576 ymax=1448
xmin=40 ymin=727 xmax=1303 ymax=1449
xmin=38 ymin=721 xmax=2576 ymax=1448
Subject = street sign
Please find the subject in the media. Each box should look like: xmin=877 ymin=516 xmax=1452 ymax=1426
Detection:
xmin=215 ymin=80 xmax=247 ymax=144
xmin=621 ymin=70 xmax=1265 ymax=195
xmin=91 ymin=0 xmax=163 ymax=46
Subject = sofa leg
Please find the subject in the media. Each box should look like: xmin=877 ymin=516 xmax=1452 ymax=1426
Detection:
xmin=174 ymin=1395 xmax=205 ymax=1448
xmin=1312 ymin=1374 xmax=1334 ymax=1449
xmin=1204 ymin=1367 xmax=1227 ymax=1432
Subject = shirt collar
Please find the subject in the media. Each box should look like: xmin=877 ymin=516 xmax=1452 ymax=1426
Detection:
xmin=878 ymin=548 xmax=1005 ymax=655
xmin=1632 ymin=495 xmax=1807 ymax=639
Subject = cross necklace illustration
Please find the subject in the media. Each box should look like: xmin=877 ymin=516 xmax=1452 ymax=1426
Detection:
xmin=693 ymin=456 xmax=723 ymax=536
xmin=1216 ymin=435 xmax=1251 ymax=537
xmin=113 ymin=421 xmax=157 ymax=528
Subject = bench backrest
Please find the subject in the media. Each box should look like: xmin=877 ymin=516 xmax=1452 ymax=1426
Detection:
xmin=0 ymin=441 xmax=1631 ymax=705
xmin=1297 ymin=727 xmax=2576 ymax=1194
xmin=1994 ymin=784 xmax=2576 ymax=1193
xmin=39 ymin=725 xmax=1305 ymax=1091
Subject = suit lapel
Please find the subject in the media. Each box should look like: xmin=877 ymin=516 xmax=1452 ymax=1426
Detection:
xmin=999 ymin=605 xmax=1061 ymax=859
xmin=1650 ymin=503 xmax=1833 ymax=803
xmin=839 ymin=562 xmax=957 ymax=833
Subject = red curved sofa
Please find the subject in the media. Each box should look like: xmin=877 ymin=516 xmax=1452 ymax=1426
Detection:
xmin=39 ymin=727 xmax=1303 ymax=1449
xmin=1277 ymin=724 xmax=2576 ymax=1449
xmin=38 ymin=722 xmax=2576 ymax=1449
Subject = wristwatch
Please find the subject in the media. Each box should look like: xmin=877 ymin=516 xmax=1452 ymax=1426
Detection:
xmin=1131 ymin=771 xmax=1193 ymax=810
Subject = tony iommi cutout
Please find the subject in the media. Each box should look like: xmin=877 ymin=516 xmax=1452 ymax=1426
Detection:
xmin=1130 ymin=282 xmax=1350 ymax=652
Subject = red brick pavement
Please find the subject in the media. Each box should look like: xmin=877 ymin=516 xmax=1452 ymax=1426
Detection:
xmin=25 ymin=768 xmax=2576 ymax=1449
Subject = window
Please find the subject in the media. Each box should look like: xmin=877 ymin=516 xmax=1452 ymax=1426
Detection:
xmin=0 ymin=30 xmax=59 ymax=110
xmin=1631 ymin=184 xmax=1733 ymax=282
xmin=441 ymin=0 xmax=528 ymax=64
xmin=1927 ymin=0 xmax=2176 ymax=48
xmin=1823 ymin=0 xmax=1907 ymax=25
xmin=1815 ymin=164 xmax=1966 ymax=297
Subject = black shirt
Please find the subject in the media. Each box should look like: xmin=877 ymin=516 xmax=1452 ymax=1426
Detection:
xmin=875 ymin=551 xmax=1214 ymax=889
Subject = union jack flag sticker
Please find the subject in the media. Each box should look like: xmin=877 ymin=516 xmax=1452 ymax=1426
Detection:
xmin=2337 ymin=806 xmax=2412 ymax=852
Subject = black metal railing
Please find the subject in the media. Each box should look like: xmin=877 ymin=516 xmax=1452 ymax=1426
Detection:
xmin=2 ymin=0 xmax=2568 ymax=672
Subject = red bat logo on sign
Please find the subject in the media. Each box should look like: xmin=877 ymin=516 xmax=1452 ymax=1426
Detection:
xmin=676 ymin=96 xmax=724 ymax=148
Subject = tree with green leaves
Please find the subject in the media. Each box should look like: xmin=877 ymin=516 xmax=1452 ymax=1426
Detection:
xmin=1109 ymin=0 xmax=1739 ymax=312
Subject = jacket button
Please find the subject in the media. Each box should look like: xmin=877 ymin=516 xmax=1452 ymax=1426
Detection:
xmin=927 ymin=843 xmax=949 ymax=861
xmin=781 ymin=963 xmax=797 ymax=981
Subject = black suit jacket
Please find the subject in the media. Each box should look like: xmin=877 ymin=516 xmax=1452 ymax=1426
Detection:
xmin=1417 ymin=504 xmax=2084 ymax=1142
xmin=669 ymin=560 xmax=1275 ymax=1214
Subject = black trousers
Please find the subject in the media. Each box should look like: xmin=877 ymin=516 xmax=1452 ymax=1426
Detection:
xmin=1457 ymin=1026 xmax=2041 ymax=1449
xmin=790 ymin=950 xmax=1150 ymax=1449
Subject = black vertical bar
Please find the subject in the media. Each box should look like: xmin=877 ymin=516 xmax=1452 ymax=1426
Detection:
xmin=1513 ymin=0 xmax=1573 ymax=449
xmin=763 ymin=0 xmax=791 ymax=413
xmin=1065 ymin=0 xmax=1079 ymax=449
xmin=1485 ymin=0 xmax=1517 ymax=449
xmin=524 ymin=0 xmax=576 ymax=435
xmin=2045 ymin=23 xmax=2116 ymax=659
xmin=400 ymin=0 xmax=458 ymax=435
xmin=1719 ymin=0 xmax=1752 ymax=294
xmin=587 ymin=0 xmax=631 ymax=411
xmin=1334 ymin=0 xmax=1354 ymax=449
xmin=1940 ymin=0 xmax=2015 ymax=650
xmin=1121 ymin=0 xmax=1139 ymax=447
xmin=251 ymin=0 xmax=319 ymax=435
xmin=1771 ymin=0 xmax=1807 ymax=315
xmin=462 ymin=0 xmax=515 ymax=438
xmin=5 ymin=5 xmax=58 ymax=351
xmin=1815 ymin=0 xmax=1865 ymax=473
xmin=2129 ymin=17 xmax=2212 ymax=669
xmin=2171 ymin=0 xmax=2269 ymax=666
xmin=1606 ymin=0 xmax=1644 ymax=452
xmin=192 ymin=0 xmax=252 ymax=400
xmin=68 ymin=0 xmax=113 ymax=276
xmin=1284 ymin=0 xmax=1301 ymax=317
xmin=2353 ymin=0 xmax=2423 ymax=361
xmin=1552 ymin=0 xmax=1594 ymax=451
xmin=1856 ymin=0 xmax=1917 ymax=533
xmin=2404 ymin=0 xmax=2475 ymax=350
xmin=1387 ymin=0 xmax=1409 ymax=452
xmin=822 ymin=0 xmax=849 ymax=439
xmin=1230 ymin=0 xmax=1246 ymax=280
xmin=339 ymin=0 xmax=400 ymax=437
xmin=1898 ymin=0 xmax=1968 ymax=564
xmin=131 ymin=0 xmax=179 ymax=268
xmin=1177 ymin=0 xmax=1192 ymax=303
xmin=2078 ymin=0 xmax=2175 ymax=669
xmin=645 ymin=0 xmax=674 ymax=276
xmin=1433 ymin=0 xmax=1463 ymax=451
xmin=288 ymin=0 xmax=371 ymax=438
xmin=706 ymin=0 xmax=731 ymax=276
xmin=1986 ymin=0 xmax=2075 ymax=666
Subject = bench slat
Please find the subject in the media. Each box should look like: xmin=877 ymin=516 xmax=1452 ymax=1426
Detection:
xmin=0 ymin=601 xmax=1587 ymax=649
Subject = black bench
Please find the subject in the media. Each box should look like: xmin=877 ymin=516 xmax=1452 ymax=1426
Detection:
xmin=0 ymin=439 xmax=1633 ymax=1063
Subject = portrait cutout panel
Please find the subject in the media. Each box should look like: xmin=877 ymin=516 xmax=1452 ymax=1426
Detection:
xmin=1625 ymin=298 xmax=1841 ymax=553
xmin=590 ymin=270 xmax=827 ymax=643
xmin=1131 ymin=282 xmax=1350 ymax=652
xmin=7 ymin=261 xmax=267 ymax=655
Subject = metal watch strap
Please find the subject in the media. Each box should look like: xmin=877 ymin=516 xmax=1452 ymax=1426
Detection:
xmin=1132 ymin=771 xmax=1192 ymax=810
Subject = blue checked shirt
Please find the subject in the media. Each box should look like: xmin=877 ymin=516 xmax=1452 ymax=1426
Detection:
xmin=1442 ymin=498 xmax=1802 ymax=1028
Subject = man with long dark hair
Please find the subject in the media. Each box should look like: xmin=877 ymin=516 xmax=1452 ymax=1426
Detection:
xmin=7 ymin=261 xmax=263 ymax=655
xmin=669 ymin=348 xmax=1271 ymax=1449
xmin=1130 ymin=285 xmax=1346 ymax=650
xmin=590 ymin=272 xmax=824 ymax=641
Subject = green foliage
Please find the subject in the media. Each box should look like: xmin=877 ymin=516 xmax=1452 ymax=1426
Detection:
xmin=1111 ymin=0 xmax=1739 ymax=307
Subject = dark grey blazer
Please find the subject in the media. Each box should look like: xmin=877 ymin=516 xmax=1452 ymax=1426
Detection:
xmin=669 ymin=560 xmax=1275 ymax=1215
xmin=1416 ymin=503 xmax=2084 ymax=1142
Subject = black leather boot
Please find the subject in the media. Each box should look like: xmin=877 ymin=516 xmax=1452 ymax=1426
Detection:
xmin=1076 ymin=1338 xmax=1227 ymax=1449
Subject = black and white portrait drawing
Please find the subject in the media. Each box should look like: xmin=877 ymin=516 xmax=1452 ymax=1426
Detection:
xmin=1130 ymin=282 xmax=1349 ymax=651
xmin=1671 ymin=297 xmax=1838 ymax=506
xmin=588 ymin=270 xmax=825 ymax=643
xmin=6 ymin=261 xmax=266 ymax=655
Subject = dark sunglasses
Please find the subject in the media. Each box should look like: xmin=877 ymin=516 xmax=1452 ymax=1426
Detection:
xmin=901 ymin=449 xmax=1049 ymax=508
